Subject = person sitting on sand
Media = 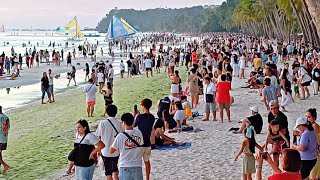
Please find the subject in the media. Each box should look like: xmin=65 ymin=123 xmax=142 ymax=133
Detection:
xmin=154 ymin=118 xmax=183 ymax=146
xmin=231 ymin=106 xmax=263 ymax=134
xmin=170 ymin=102 xmax=186 ymax=131
xmin=180 ymin=96 xmax=192 ymax=120
xmin=162 ymin=110 xmax=177 ymax=131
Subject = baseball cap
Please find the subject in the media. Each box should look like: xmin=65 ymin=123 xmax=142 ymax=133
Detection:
xmin=250 ymin=106 xmax=259 ymax=113
xmin=269 ymin=100 xmax=279 ymax=107
xmin=293 ymin=117 xmax=308 ymax=130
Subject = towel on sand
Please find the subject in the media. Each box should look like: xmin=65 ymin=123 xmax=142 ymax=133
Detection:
xmin=154 ymin=142 xmax=191 ymax=150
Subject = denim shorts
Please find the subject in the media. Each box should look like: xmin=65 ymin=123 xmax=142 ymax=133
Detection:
xmin=75 ymin=164 xmax=95 ymax=180
xmin=119 ymin=167 xmax=143 ymax=180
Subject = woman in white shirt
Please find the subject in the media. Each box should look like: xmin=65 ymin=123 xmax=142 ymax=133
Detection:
xmin=239 ymin=54 xmax=246 ymax=79
xmin=97 ymin=69 xmax=105 ymax=93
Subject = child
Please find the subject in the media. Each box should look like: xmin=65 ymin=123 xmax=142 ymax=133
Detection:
xmin=292 ymin=76 xmax=300 ymax=98
xmin=234 ymin=126 xmax=263 ymax=180
xmin=263 ymin=120 xmax=290 ymax=155
xmin=171 ymin=102 xmax=186 ymax=131
xmin=181 ymin=95 xmax=192 ymax=120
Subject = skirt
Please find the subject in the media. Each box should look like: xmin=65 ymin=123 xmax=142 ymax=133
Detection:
xmin=243 ymin=156 xmax=255 ymax=174
xmin=310 ymin=155 xmax=320 ymax=179
xmin=171 ymin=84 xmax=179 ymax=94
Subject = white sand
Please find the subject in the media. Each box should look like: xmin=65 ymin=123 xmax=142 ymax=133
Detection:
xmin=44 ymin=63 xmax=320 ymax=180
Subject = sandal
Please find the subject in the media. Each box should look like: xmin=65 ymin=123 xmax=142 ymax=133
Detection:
xmin=202 ymin=119 xmax=209 ymax=121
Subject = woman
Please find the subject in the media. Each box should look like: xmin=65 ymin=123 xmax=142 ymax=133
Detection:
xmin=102 ymin=82 xmax=113 ymax=117
xmin=67 ymin=52 xmax=72 ymax=67
xmin=169 ymin=55 xmax=175 ymax=75
xmin=280 ymin=69 xmax=293 ymax=112
xmin=292 ymin=117 xmax=318 ymax=180
xmin=188 ymin=68 xmax=199 ymax=108
xmin=239 ymin=54 xmax=246 ymax=79
xmin=154 ymin=119 xmax=180 ymax=146
xmin=255 ymin=149 xmax=302 ymax=179
xmin=85 ymin=63 xmax=90 ymax=82
xmin=307 ymin=108 xmax=320 ymax=180
xmin=73 ymin=119 xmax=105 ymax=180
xmin=67 ymin=66 xmax=77 ymax=86
xmin=170 ymin=70 xmax=181 ymax=98
xmin=232 ymin=55 xmax=239 ymax=77
xmin=41 ymin=72 xmax=52 ymax=104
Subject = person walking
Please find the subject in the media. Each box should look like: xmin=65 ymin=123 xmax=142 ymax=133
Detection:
xmin=67 ymin=66 xmax=77 ymax=86
xmin=41 ymin=72 xmax=52 ymax=104
xmin=84 ymin=78 xmax=97 ymax=117
xmin=0 ymin=106 xmax=10 ymax=174
xmin=96 ymin=105 xmax=123 ymax=180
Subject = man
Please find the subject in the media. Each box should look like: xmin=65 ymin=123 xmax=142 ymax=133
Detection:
xmin=202 ymin=77 xmax=217 ymax=121
xmin=0 ymin=106 xmax=10 ymax=174
xmin=83 ymin=78 xmax=97 ymax=117
xmin=144 ymin=56 xmax=153 ymax=78
xmin=133 ymin=98 xmax=155 ymax=180
xmin=267 ymin=100 xmax=290 ymax=167
xmin=48 ymin=69 xmax=55 ymax=102
xmin=312 ymin=62 xmax=320 ymax=95
xmin=41 ymin=72 xmax=52 ymax=104
xmin=262 ymin=78 xmax=278 ymax=111
xmin=96 ymin=105 xmax=123 ymax=180
xmin=110 ymin=113 xmax=144 ymax=180
xmin=232 ymin=106 xmax=263 ymax=134
xmin=216 ymin=74 xmax=231 ymax=123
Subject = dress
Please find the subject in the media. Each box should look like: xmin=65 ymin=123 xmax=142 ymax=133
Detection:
xmin=188 ymin=74 xmax=199 ymax=95
xmin=309 ymin=133 xmax=320 ymax=179
xmin=239 ymin=59 xmax=246 ymax=69
xmin=243 ymin=147 xmax=255 ymax=174
xmin=171 ymin=83 xmax=179 ymax=94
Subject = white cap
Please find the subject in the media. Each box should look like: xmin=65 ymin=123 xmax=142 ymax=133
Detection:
xmin=250 ymin=106 xmax=259 ymax=113
xmin=293 ymin=117 xmax=308 ymax=130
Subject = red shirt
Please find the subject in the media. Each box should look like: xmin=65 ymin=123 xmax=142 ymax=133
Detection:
xmin=268 ymin=172 xmax=301 ymax=180
xmin=217 ymin=81 xmax=231 ymax=103
xmin=192 ymin=52 xmax=197 ymax=62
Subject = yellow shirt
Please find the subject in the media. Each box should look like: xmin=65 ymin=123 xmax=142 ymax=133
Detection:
xmin=253 ymin=58 xmax=262 ymax=69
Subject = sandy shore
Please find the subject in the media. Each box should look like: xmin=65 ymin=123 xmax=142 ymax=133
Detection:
xmin=42 ymin=63 xmax=320 ymax=180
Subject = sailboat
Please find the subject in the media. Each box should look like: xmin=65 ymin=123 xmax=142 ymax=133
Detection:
xmin=65 ymin=16 xmax=84 ymax=41
xmin=107 ymin=16 xmax=139 ymax=39
xmin=0 ymin=25 xmax=4 ymax=32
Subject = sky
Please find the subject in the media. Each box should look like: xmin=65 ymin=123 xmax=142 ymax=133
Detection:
xmin=0 ymin=0 xmax=224 ymax=29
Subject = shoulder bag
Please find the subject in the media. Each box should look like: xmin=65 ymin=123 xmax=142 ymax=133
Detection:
xmin=107 ymin=119 xmax=119 ymax=138
xmin=68 ymin=133 xmax=87 ymax=161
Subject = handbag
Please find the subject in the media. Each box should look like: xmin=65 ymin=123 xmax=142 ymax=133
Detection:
xmin=68 ymin=134 xmax=87 ymax=161
xmin=122 ymin=132 xmax=140 ymax=147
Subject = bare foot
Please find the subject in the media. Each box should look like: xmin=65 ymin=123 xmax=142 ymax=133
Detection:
xmin=2 ymin=165 xmax=9 ymax=174
xmin=41 ymin=102 xmax=46 ymax=104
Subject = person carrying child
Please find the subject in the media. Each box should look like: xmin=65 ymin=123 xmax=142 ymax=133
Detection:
xmin=234 ymin=126 xmax=263 ymax=180
xmin=263 ymin=120 xmax=290 ymax=157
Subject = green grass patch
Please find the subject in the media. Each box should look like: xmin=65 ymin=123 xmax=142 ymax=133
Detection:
xmin=4 ymin=67 xmax=187 ymax=179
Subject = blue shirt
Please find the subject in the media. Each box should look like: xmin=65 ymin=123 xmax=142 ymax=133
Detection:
xmin=0 ymin=114 xmax=9 ymax=143
xmin=298 ymin=130 xmax=317 ymax=160
xmin=133 ymin=114 xmax=155 ymax=147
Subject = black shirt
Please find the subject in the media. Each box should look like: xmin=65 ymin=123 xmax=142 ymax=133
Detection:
xmin=268 ymin=111 xmax=290 ymax=141
xmin=127 ymin=60 xmax=132 ymax=68
xmin=247 ymin=113 xmax=263 ymax=134
xmin=41 ymin=77 xmax=50 ymax=89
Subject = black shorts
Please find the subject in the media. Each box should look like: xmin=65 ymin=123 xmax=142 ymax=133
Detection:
xmin=155 ymin=138 xmax=165 ymax=146
xmin=0 ymin=143 xmax=7 ymax=151
xmin=121 ymin=70 xmax=124 ymax=74
xmin=301 ymin=81 xmax=311 ymax=87
xmin=301 ymin=159 xmax=317 ymax=179
xmin=102 ymin=156 xmax=119 ymax=176
xmin=146 ymin=68 xmax=152 ymax=72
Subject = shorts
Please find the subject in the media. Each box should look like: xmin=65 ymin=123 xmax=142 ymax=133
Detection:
xmin=205 ymin=102 xmax=216 ymax=113
xmin=301 ymin=81 xmax=311 ymax=87
xmin=119 ymin=167 xmax=143 ymax=180
xmin=141 ymin=147 xmax=151 ymax=162
xmin=155 ymin=138 xmax=165 ymax=146
xmin=146 ymin=68 xmax=152 ymax=72
xmin=101 ymin=156 xmax=119 ymax=176
xmin=128 ymin=67 xmax=132 ymax=72
xmin=99 ymin=82 xmax=105 ymax=85
xmin=87 ymin=101 xmax=96 ymax=106
xmin=301 ymin=159 xmax=317 ymax=179
xmin=121 ymin=70 xmax=125 ymax=74
xmin=49 ymin=85 xmax=54 ymax=93
xmin=0 ymin=143 xmax=7 ymax=151
xmin=219 ymin=103 xmax=230 ymax=110
xmin=108 ymin=78 xmax=113 ymax=84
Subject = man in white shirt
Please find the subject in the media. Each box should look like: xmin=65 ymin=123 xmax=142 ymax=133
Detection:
xmin=48 ymin=69 xmax=55 ymax=102
xmin=144 ymin=57 xmax=153 ymax=78
xmin=120 ymin=60 xmax=125 ymax=79
xmin=110 ymin=113 xmax=144 ymax=180
xmin=296 ymin=64 xmax=311 ymax=99
xmin=96 ymin=105 xmax=123 ymax=180
xmin=83 ymin=78 xmax=97 ymax=117
xmin=203 ymin=77 xmax=217 ymax=121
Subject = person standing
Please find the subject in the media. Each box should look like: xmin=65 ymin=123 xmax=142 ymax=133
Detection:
xmin=188 ymin=68 xmax=199 ymax=108
xmin=120 ymin=60 xmax=125 ymax=79
xmin=48 ymin=69 xmax=55 ymax=102
xmin=108 ymin=64 xmax=114 ymax=85
xmin=144 ymin=56 xmax=153 ymax=78
xmin=133 ymin=99 xmax=155 ymax=180
xmin=67 ymin=52 xmax=72 ymax=67
xmin=216 ymin=74 xmax=231 ymax=123
xmin=0 ymin=106 xmax=10 ymax=174
xmin=280 ymin=69 xmax=292 ymax=112
xmin=41 ymin=72 xmax=52 ymax=104
xmin=84 ymin=78 xmax=97 ymax=117
xmin=110 ymin=113 xmax=144 ymax=180
xmin=202 ymin=77 xmax=217 ymax=121
xmin=96 ymin=105 xmax=123 ymax=180
xmin=312 ymin=63 xmax=320 ymax=95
